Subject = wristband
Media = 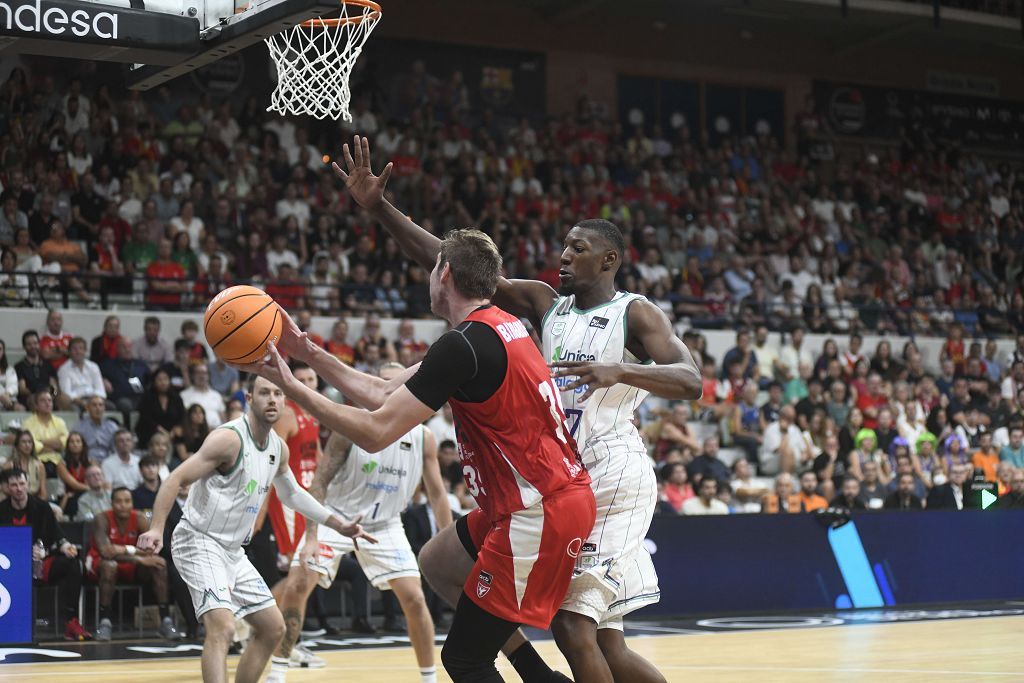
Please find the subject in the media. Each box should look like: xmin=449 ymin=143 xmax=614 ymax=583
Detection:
xmin=125 ymin=545 xmax=136 ymax=556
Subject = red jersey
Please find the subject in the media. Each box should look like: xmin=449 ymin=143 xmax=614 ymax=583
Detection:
xmin=86 ymin=510 xmax=139 ymax=581
xmin=267 ymin=400 xmax=320 ymax=556
xmin=40 ymin=330 xmax=73 ymax=370
xmin=286 ymin=399 xmax=320 ymax=489
xmin=449 ymin=306 xmax=590 ymax=521
xmin=145 ymin=260 xmax=185 ymax=307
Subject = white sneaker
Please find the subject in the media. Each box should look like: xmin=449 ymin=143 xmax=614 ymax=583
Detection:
xmin=289 ymin=644 xmax=326 ymax=669
xmin=264 ymin=670 xmax=287 ymax=683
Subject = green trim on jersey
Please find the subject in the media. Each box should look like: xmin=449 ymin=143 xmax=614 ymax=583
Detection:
xmin=570 ymin=290 xmax=627 ymax=315
xmin=221 ymin=427 xmax=245 ymax=476
xmin=540 ymin=296 xmax=561 ymax=332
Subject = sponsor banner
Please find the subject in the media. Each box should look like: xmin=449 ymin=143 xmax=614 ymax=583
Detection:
xmin=0 ymin=0 xmax=197 ymax=50
xmin=639 ymin=509 xmax=1024 ymax=617
xmin=813 ymin=79 xmax=1024 ymax=150
xmin=0 ymin=527 xmax=31 ymax=645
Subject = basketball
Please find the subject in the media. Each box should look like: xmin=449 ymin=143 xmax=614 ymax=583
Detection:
xmin=203 ymin=285 xmax=283 ymax=364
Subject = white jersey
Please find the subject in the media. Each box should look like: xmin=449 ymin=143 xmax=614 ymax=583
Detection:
xmin=325 ymin=424 xmax=424 ymax=529
xmin=181 ymin=415 xmax=282 ymax=549
xmin=543 ymin=290 xmax=661 ymax=621
xmin=542 ymin=291 xmax=649 ymax=466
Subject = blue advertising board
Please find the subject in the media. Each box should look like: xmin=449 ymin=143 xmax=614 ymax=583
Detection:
xmin=0 ymin=526 xmax=32 ymax=644
xmin=640 ymin=510 xmax=1024 ymax=617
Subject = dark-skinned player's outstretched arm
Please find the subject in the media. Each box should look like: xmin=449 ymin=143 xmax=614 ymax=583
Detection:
xmin=333 ymin=135 xmax=701 ymax=401
xmin=333 ymin=135 xmax=555 ymax=331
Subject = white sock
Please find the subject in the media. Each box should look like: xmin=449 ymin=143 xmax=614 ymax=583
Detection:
xmin=420 ymin=666 xmax=437 ymax=683
xmin=270 ymin=656 xmax=290 ymax=673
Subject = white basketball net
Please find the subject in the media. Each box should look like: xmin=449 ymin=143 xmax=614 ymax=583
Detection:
xmin=265 ymin=2 xmax=381 ymax=121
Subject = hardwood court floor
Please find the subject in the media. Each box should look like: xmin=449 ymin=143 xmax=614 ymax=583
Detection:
xmin=3 ymin=615 xmax=1023 ymax=682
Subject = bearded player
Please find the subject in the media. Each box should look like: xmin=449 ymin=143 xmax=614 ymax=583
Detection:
xmin=137 ymin=376 xmax=375 ymax=683
xmin=268 ymin=362 xmax=452 ymax=683
xmin=248 ymin=226 xmax=597 ymax=683
xmin=333 ymin=135 xmax=702 ymax=683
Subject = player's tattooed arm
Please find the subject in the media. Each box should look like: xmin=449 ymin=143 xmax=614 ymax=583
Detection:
xmin=303 ymin=431 xmax=353 ymax=541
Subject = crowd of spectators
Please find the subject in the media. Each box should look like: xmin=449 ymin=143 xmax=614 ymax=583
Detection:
xmin=649 ymin=326 xmax=1024 ymax=515
xmin=0 ymin=64 xmax=1021 ymax=336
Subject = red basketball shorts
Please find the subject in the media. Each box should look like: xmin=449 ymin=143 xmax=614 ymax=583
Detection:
xmin=458 ymin=483 xmax=596 ymax=629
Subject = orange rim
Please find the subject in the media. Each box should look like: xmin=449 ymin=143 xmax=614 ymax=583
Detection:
xmin=300 ymin=0 xmax=381 ymax=27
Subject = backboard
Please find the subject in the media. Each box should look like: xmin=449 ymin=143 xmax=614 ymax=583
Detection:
xmin=0 ymin=0 xmax=344 ymax=89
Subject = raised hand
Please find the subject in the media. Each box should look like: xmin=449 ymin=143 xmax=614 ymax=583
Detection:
xmin=332 ymin=134 xmax=393 ymax=211
xmin=244 ymin=342 xmax=298 ymax=392
xmin=550 ymin=361 xmax=625 ymax=403
xmin=273 ymin=306 xmax=313 ymax=362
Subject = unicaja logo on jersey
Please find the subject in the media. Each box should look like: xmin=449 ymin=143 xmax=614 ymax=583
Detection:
xmin=362 ymin=461 xmax=378 ymax=474
xmin=0 ymin=0 xmax=119 ymax=39
xmin=244 ymin=479 xmax=257 ymax=496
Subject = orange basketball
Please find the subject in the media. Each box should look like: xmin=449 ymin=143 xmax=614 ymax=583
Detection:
xmin=203 ymin=285 xmax=283 ymax=365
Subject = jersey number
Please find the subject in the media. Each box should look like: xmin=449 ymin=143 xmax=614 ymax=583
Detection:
xmin=371 ymin=502 xmax=380 ymax=520
xmin=538 ymin=379 xmax=570 ymax=444
xmin=463 ymin=465 xmax=483 ymax=497
xmin=564 ymin=408 xmax=583 ymax=438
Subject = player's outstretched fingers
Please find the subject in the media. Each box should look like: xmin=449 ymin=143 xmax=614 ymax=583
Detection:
xmin=378 ymin=161 xmax=393 ymax=188
xmin=343 ymin=142 xmax=356 ymax=171
xmin=332 ymin=161 xmax=348 ymax=181
xmin=361 ymin=135 xmax=373 ymax=168
xmin=353 ymin=134 xmax=364 ymax=167
xmin=550 ymin=360 xmax=586 ymax=376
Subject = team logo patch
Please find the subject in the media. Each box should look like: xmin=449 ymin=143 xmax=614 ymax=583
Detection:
xmin=551 ymin=322 xmax=566 ymax=337
xmin=270 ymin=453 xmax=276 ymax=465
xmin=589 ymin=316 xmax=609 ymax=329
xmin=399 ymin=441 xmax=412 ymax=450
xmin=476 ymin=572 xmax=492 ymax=598
xmin=567 ymin=538 xmax=583 ymax=558
xmin=244 ymin=479 xmax=258 ymax=496
xmin=362 ymin=461 xmax=378 ymax=474
xmin=581 ymin=542 xmax=598 ymax=553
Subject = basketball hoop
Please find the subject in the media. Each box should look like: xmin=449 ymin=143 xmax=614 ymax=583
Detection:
xmin=265 ymin=0 xmax=381 ymax=121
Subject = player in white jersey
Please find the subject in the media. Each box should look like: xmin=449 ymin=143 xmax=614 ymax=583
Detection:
xmin=268 ymin=362 xmax=452 ymax=683
xmin=332 ymin=136 xmax=701 ymax=683
xmin=137 ymin=376 xmax=374 ymax=683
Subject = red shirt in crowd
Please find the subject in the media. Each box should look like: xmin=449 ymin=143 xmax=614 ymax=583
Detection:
xmin=40 ymin=330 xmax=73 ymax=370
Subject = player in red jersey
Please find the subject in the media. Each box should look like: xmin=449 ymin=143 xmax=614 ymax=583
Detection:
xmin=248 ymin=228 xmax=597 ymax=683
xmin=266 ymin=363 xmax=322 ymax=558
xmin=86 ymin=487 xmax=179 ymax=640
